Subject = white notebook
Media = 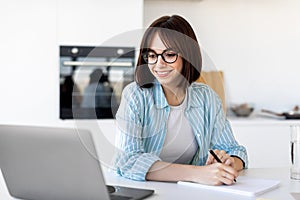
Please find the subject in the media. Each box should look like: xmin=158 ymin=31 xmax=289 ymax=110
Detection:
xmin=178 ymin=176 xmax=280 ymax=197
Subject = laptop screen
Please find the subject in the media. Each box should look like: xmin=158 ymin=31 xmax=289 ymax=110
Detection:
xmin=0 ymin=125 xmax=111 ymax=200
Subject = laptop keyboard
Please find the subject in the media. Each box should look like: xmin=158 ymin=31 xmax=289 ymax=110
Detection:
xmin=107 ymin=185 xmax=116 ymax=193
xmin=107 ymin=186 xmax=132 ymax=200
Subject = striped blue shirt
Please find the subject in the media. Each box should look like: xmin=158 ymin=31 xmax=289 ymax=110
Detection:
xmin=114 ymin=81 xmax=248 ymax=181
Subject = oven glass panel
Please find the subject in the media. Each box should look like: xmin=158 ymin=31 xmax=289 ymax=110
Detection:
xmin=60 ymin=46 xmax=135 ymax=119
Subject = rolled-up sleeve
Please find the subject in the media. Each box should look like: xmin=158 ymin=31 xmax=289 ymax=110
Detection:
xmin=211 ymin=99 xmax=248 ymax=168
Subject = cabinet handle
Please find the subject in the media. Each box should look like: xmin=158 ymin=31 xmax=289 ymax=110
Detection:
xmin=63 ymin=61 xmax=132 ymax=67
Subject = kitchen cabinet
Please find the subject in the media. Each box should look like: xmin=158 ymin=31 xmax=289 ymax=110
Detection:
xmin=229 ymin=116 xmax=300 ymax=168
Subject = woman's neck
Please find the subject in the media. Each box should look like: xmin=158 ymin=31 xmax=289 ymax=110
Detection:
xmin=162 ymin=85 xmax=186 ymax=106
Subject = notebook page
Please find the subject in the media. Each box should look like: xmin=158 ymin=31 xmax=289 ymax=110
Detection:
xmin=178 ymin=176 xmax=280 ymax=197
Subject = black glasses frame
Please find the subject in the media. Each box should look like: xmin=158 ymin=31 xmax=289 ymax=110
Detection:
xmin=142 ymin=49 xmax=179 ymax=64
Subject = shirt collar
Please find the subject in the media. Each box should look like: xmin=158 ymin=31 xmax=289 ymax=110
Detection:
xmin=153 ymin=82 xmax=168 ymax=109
xmin=153 ymin=82 xmax=202 ymax=109
xmin=187 ymin=83 xmax=202 ymax=109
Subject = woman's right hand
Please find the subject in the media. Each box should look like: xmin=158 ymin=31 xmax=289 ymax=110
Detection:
xmin=189 ymin=163 xmax=238 ymax=186
xmin=146 ymin=161 xmax=238 ymax=186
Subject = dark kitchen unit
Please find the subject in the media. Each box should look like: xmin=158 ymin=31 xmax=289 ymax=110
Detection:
xmin=59 ymin=46 xmax=135 ymax=119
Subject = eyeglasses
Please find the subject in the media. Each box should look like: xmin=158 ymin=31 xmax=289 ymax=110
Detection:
xmin=142 ymin=49 xmax=179 ymax=64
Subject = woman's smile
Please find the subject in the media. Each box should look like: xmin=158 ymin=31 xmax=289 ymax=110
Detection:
xmin=154 ymin=69 xmax=173 ymax=78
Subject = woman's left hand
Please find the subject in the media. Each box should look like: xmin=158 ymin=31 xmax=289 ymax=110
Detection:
xmin=205 ymin=149 xmax=235 ymax=168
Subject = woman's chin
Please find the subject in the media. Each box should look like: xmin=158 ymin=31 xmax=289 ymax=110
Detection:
xmin=155 ymin=77 xmax=172 ymax=85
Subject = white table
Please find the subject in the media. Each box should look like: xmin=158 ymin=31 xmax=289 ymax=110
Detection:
xmin=1 ymin=168 xmax=300 ymax=200
xmin=104 ymin=167 xmax=300 ymax=200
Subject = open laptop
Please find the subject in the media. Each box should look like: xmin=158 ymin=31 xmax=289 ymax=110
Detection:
xmin=0 ymin=125 xmax=154 ymax=200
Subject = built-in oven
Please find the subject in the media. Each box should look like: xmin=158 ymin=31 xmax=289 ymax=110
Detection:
xmin=59 ymin=45 xmax=135 ymax=119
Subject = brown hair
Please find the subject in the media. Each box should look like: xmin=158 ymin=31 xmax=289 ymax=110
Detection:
xmin=135 ymin=15 xmax=202 ymax=88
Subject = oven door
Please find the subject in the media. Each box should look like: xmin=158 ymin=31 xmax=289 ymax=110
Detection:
xmin=59 ymin=46 xmax=135 ymax=119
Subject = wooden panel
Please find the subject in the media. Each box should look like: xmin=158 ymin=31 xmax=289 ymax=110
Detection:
xmin=196 ymin=71 xmax=226 ymax=112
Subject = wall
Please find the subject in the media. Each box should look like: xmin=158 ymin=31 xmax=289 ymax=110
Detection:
xmin=144 ymin=0 xmax=300 ymax=112
xmin=0 ymin=0 xmax=143 ymax=126
xmin=0 ymin=0 xmax=57 ymax=126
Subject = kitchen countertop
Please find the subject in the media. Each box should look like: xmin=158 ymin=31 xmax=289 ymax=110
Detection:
xmin=227 ymin=114 xmax=300 ymax=126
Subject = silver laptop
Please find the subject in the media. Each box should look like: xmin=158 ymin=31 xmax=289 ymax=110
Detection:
xmin=0 ymin=125 xmax=154 ymax=200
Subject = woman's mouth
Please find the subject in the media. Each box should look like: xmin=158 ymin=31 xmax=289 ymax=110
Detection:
xmin=155 ymin=70 xmax=173 ymax=78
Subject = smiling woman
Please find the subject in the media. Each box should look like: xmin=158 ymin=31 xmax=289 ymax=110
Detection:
xmin=113 ymin=15 xmax=248 ymax=186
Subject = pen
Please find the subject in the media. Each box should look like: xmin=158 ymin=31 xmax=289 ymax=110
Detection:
xmin=209 ymin=149 xmax=237 ymax=182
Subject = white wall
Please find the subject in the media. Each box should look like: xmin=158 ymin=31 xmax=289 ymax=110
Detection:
xmin=0 ymin=0 xmax=57 ymax=125
xmin=144 ymin=0 xmax=300 ymax=112
xmin=58 ymin=0 xmax=143 ymax=46
xmin=0 ymin=0 xmax=143 ymax=126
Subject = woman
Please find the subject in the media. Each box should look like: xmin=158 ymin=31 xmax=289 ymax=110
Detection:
xmin=114 ymin=15 xmax=248 ymax=186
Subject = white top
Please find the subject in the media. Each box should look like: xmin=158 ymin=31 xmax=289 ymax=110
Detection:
xmin=159 ymin=91 xmax=198 ymax=164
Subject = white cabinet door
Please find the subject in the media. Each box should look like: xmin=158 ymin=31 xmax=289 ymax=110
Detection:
xmin=231 ymin=124 xmax=291 ymax=168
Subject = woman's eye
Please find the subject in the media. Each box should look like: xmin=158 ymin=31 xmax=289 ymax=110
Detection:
xmin=148 ymin=54 xmax=156 ymax=58
xmin=165 ymin=52 xmax=176 ymax=57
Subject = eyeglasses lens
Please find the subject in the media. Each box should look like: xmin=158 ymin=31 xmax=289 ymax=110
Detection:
xmin=143 ymin=50 xmax=178 ymax=64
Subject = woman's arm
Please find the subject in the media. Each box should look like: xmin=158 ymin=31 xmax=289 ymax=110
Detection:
xmin=146 ymin=160 xmax=238 ymax=186
xmin=114 ymin=84 xmax=163 ymax=181
xmin=209 ymin=92 xmax=248 ymax=168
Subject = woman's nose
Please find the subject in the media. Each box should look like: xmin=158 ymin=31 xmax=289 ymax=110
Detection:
xmin=157 ymin=55 xmax=165 ymax=65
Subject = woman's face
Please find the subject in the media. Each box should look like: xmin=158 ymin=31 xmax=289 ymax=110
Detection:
xmin=147 ymin=33 xmax=183 ymax=88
